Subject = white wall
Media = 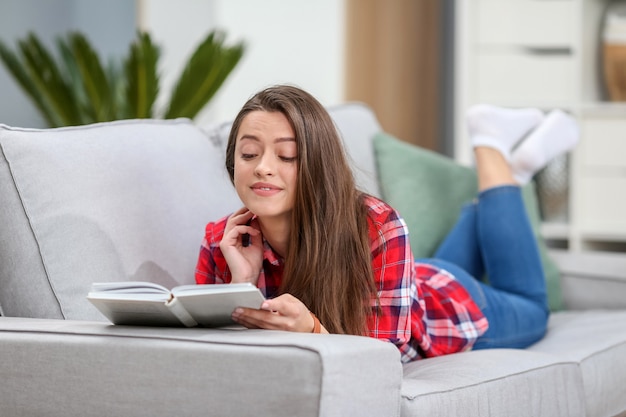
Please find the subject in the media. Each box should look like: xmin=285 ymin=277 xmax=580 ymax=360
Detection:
xmin=137 ymin=0 xmax=346 ymax=127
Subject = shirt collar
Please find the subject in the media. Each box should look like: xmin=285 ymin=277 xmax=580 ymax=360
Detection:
xmin=262 ymin=239 xmax=283 ymax=266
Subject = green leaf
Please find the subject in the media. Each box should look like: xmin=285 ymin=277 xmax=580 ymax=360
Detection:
xmin=165 ymin=31 xmax=245 ymax=119
xmin=0 ymin=37 xmax=59 ymax=127
xmin=105 ymin=58 xmax=124 ymax=120
xmin=69 ymin=32 xmax=113 ymax=123
xmin=17 ymin=33 xmax=82 ymax=126
xmin=57 ymin=36 xmax=90 ymax=125
xmin=124 ymin=32 xmax=160 ymax=119
xmin=0 ymin=30 xmax=244 ymax=127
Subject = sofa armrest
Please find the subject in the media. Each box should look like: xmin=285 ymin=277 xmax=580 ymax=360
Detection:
xmin=549 ymin=249 xmax=626 ymax=310
xmin=0 ymin=317 xmax=402 ymax=417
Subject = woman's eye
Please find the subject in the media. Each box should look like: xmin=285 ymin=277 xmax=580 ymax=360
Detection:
xmin=280 ymin=156 xmax=297 ymax=163
xmin=241 ymin=153 xmax=256 ymax=160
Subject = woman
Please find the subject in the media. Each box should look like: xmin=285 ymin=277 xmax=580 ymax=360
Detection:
xmin=195 ymin=85 xmax=579 ymax=362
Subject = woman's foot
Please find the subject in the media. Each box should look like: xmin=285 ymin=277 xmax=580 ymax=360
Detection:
xmin=467 ymin=104 xmax=544 ymax=161
xmin=510 ymin=109 xmax=580 ymax=185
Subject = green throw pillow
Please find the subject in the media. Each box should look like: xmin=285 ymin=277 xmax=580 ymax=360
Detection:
xmin=373 ymin=131 xmax=563 ymax=311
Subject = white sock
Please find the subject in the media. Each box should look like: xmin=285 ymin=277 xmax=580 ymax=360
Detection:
xmin=467 ymin=104 xmax=544 ymax=161
xmin=511 ymin=109 xmax=580 ymax=185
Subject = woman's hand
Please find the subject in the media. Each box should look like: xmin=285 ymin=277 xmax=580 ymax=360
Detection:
xmin=231 ymin=293 xmax=328 ymax=333
xmin=219 ymin=207 xmax=264 ymax=285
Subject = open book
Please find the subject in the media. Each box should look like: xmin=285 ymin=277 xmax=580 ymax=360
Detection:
xmin=87 ymin=282 xmax=265 ymax=327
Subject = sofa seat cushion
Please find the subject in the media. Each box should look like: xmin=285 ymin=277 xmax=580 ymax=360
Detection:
xmin=0 ymin=119 xmax=241 ymax=320
xmin=400 ymin=349 xmax=584 ymax=417
xmin=528 ymin=310 xmax=626 ymax=417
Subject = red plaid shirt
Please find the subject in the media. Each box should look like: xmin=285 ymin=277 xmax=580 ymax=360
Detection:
xmin=195 ymin=196 xmax=488 ymax=362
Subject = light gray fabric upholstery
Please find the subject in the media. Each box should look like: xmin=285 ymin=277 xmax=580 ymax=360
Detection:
xmin=401 ymin=349 xmax=585 ymax=417
xmin=529 ymin=310 xmax=626 ymax=417
xmin=0 ymin=317 xmax=402 ymax=417
xmin=550 ymin=249 xmax=626 ymax=310
xmin=0 ymin=119 xmax=241 ymax=320
xmin=328 ymin=103 xmax=382 ymax=198
xmin=0 ymin=140 xmax=55 ymax=318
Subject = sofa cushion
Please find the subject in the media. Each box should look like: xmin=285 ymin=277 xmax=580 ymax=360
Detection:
xmin=549 ymin=249 xmax=626 ymax=310
xmin=401 ymin=349 xmax=584 ymax=417
xmin=0 ymin=119 xmax=241 ymax=320
xmin=0 ymin=318 xmax=402 ymax=417
xmin=529 ymin=310 xmax=626 ymax=417
xmin=373 ymin=131 xmax=563 ymax=311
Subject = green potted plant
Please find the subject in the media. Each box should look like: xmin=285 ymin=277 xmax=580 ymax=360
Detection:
xmin=0 ymin=30 xmax=245 ymax=127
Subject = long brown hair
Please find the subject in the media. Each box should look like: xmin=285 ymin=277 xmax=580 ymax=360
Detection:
xmin=225 ymin=85 xmax=376 ymax=335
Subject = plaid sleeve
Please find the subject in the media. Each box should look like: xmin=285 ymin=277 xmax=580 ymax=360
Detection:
xmin=412 ymin=264 xmax=489 ymax=359
xmin=194 ymin=216 xmax=231 ymax=285
xmin=364 ymin=196 xmax=488 ymax=362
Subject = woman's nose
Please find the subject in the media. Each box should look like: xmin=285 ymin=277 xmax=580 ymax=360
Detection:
xmin=254 ymin=154 xmax=274 ymax=177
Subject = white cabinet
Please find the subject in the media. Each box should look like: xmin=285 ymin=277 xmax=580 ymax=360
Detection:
xmin=454 ymin=0 xmax=626 ymax=252
xmin=474 ymin=52 xmax=577 ymax=104
xmin=475 ymin=1 xmax=576 ymax=46
xmin=574 ymin=109 xmax=626 ymax=245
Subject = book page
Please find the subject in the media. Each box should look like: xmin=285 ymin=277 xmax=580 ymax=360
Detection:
xmin=171 ymin=283 xmax=259 ymax=295
xmin=89 ymin=281 xmax=170 ymax=296
xmin=173 ymin=284 xmax=265 ymax=327
xmin=87 ymin=296 xmax=184 ymax=327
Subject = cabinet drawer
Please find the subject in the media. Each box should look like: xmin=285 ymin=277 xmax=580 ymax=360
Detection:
xmin=579 ymin=176 xmax=626 ymax=234
xmin=475 ymin=52 xmax=576 ymax=104
xmin=581 ymin=118 xmax=626 ymax=168
xmin=476 ymin=0 xmax=576 ymax=47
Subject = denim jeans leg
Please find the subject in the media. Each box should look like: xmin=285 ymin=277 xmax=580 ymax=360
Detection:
xmin=477 ymin=186 xmax=548 ymax=308
xmin=428 ymin=185 xmax=549 ymax=349
xmin=473 ymin=185 xmax=549 ymax=349
xmin=434 ymin=202 xmax=485 ymax=280
xmin=419 ymin=258 xmax=548 ymax=349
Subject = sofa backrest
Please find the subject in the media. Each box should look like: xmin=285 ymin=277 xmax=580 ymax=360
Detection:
xmin=0 ymin=104 xmax=383 ymax=321
xmin=0 ymin=119 xmax=240 ymax=320
xmin=327 ymin=103 xmax=383 ymax=198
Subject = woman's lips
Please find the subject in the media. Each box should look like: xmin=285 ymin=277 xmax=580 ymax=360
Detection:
xmin=251 ymin=183 xmax=282 ymax=196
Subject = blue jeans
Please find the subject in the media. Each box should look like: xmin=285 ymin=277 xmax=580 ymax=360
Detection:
xmin=418 ymin=185 xmax=549 ymax=349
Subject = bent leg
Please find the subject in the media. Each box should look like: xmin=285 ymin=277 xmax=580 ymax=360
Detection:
xmin=473 ymin=288 xmax=548 ymax=349
xmin=430 ymin=185 xmax=549 ymax=349
xmin=433 ymin=202 xmax=485 ymax=280
xmin=473 ymin=185 xmax=549 ymax=348
xmin=477 ymin=185 xmax=548 ymax=308
xmin=420 ymin=257 xmax=547 ymax=349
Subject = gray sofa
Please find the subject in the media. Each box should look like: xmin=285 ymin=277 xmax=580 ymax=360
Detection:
xmin=1 ymin=104 xmax=625 ymax=417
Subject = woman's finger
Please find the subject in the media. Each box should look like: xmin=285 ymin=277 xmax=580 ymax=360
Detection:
xmin=225 ymin=208 xmax=254 ymax=230
xmin=222 ymin=225 xmax=260 ymax=246
xmin=233 ymin=295 xmax=313 ymax=332
xmin=232 ymin=307 xmax=284 ymax=330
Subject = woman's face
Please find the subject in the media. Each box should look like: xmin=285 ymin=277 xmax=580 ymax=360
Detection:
xmin=233 ymin=110 xmax=298 ymax=221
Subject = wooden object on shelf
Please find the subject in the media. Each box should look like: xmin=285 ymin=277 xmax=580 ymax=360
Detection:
xmin=602 ymin=0 xmax=626 ymax=101
xmin=603 ymin=43 xmax=626 ymax=101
